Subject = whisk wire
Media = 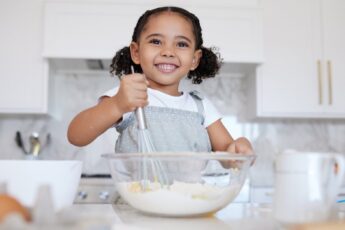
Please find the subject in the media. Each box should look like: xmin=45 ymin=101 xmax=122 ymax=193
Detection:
xmin=132 ymin=66 xmax=169 ymax=191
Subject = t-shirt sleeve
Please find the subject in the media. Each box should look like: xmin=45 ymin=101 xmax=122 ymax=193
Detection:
xmin=203 ymin=97 xmax=222 ymax=127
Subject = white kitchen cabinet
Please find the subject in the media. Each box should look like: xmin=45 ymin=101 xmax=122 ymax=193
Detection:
xmin=0 ymin=0 xmax=48 ymax=114
xmin=255 ymin=0 xmax=345 ymax=118
xmin=43 ymin=0 xmax=263 ymax=63
xmin=322 ymin=0 xmax=345 ymax=115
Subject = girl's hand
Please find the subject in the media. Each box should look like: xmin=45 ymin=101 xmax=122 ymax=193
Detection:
xmin=113 ymin=73 xmax=149 ymax=113
xmin=226 ymin=137 xmax=255 ymax=166
xmin=226 ymin=137 xmax=254 ymax=155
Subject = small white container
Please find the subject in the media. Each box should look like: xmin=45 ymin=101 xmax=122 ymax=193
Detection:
xmin=0 ymin=160 xmax=82 ymax=212
xmin=273 ymin=151 xmax=345 ymax=224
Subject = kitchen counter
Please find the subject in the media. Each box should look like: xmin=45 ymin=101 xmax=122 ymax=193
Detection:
xmin=66 ymin=202 xmax=345 ymax=230
xmin=53 ymin=203 xmax=345 ymax=230
xmin=112 ymin=203 xmax=277 ymax=230
xmin=1 ymin=203 xmax=345 ymax=230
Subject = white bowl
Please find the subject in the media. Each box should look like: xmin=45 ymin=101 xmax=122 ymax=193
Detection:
xmin=0 ymin=160 xmax=82 ymax=212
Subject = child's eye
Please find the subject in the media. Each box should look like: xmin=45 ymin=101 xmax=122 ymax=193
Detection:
xmin=149 ymin=39 xmax=161 ymax=45
xmin=177 ymin=42 xmax=189 ymax=48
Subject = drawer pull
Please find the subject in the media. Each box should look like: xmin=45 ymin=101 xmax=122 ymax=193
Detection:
xmin=317 ymin=60 xmax=323 ymax=105
xmin=327 ymin=60 xmax=333 ymax=105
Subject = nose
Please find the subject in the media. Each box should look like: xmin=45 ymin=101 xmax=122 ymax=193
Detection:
xmin=160 ymin=44 xmax=175 ymax=57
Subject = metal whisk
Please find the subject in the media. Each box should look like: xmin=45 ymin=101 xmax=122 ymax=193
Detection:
xmin=131 ymin=66 xmax=169 ymax=191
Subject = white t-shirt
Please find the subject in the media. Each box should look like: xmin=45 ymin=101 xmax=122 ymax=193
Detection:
xmin=101 ymin=87 xmax=221 ymax=128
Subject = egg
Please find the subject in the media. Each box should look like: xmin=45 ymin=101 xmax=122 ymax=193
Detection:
xmin=0 ymin=194 xmax=31 ymax=222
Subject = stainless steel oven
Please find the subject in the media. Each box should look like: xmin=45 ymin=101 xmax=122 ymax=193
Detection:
xmin=74 ymin=174 xmax=119 ymax=204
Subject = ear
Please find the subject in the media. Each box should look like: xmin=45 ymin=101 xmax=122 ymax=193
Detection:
xmin=190 ymin=49 xmax=202 ymax=70
xmin=130 ymin=42 xmax=140 ymax=64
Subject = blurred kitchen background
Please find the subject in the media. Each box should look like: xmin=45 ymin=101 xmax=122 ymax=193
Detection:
xmin=1 ymin=0 xmax=344 ymax=191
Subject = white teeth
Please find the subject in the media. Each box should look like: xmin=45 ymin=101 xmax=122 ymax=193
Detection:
xmin=157 ymin=64 xmax=176 ymax=72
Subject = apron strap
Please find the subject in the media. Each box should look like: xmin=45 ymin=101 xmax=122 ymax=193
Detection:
xmin=189 ymin=90 xmax=205 ymax=125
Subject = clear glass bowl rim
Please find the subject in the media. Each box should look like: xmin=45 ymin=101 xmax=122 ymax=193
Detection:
xmin=102 ymin=151 xmax=255 ymax=161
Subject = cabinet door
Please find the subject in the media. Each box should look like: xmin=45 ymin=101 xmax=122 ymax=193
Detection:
xmin=196 ymin=7 xmax=263 ymax=63
xmin=43 ymin=2 xmax=143 ymax=59
xmin=322 ymin=0 xmax=345 ymax=116
xmin=0 ymin=0 xmax=48 ymax=113
xmin=43 ymin=1 xmax=263 ymax=62
xmin=256 ymin=0 xmax=323 ymax=117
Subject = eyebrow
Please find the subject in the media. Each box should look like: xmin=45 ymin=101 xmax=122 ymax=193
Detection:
xmin=145 ymin=33 xmax=192 ymax=43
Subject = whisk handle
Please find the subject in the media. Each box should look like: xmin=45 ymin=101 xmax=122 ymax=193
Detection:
xmin=135 ymin=107 xmax=147 ymax=130
xmin=131 ymin=66 xmax=147 ymax=130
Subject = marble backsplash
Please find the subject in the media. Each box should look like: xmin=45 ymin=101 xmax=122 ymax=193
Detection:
xmin=1 ymin=70 xmax=345 ymax=187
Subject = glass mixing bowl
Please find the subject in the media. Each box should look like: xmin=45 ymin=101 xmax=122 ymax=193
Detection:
xmin=103 ymin=152 xmax=254 ymax=217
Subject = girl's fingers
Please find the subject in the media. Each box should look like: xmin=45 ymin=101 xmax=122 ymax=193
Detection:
xmin=136 ymin=99 xmax=149 ymax=107
xmin=227 ymin=142 xmax=236 ymax=154
xmin=234 ymin=137 xmax=254 ymax=155
xmin=118 ymin=73 xmax=149 ymax=109
xmin=129 ymin=73 xmax=147 ymax=83
xmin=132 ymin=90 xmax=148 ymax=101
xmin=132 ymin=83 xmax=148 ymax=92
xmin=122 ymin=75 xmax=148 ymax=91
xmin=238 ymin=146 xmax=253 ymax=155
xmin=227 ymin=140 xmax=254 ymax=155
xmin=124 ymin=89 xmax=148 ymax=106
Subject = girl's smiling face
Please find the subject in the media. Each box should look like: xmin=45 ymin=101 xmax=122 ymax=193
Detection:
xmin=130 ymin=11 xmax=202 ymax=95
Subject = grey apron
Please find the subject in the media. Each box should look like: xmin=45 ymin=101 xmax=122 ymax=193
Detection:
xmin=115 ymin=91 xmax=212 ymax=153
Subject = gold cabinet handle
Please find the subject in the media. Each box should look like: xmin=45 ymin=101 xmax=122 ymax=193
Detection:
xmin=317 ymin=60 xmax=323 ymax=105
xmin=327 ymin=60 xmax=333 ymax=105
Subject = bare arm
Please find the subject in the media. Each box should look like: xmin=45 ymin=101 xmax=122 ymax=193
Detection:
xmin=207 ymin=119 xmax=234 ymax=151
xmin=207 ymin=119 xmax=253 ymax=154
xmin=67 ymin=97 xmax=124 ymax=146
xmin=67 ymin=73 xmax=149 ymax=146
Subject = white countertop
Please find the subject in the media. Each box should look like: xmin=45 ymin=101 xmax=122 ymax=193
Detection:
xmin=67 ymin=202 xmax=345 ymax=230
xmin=1 ymin=203 xmax=345 ymax=230
xmin=111 ymin=203 xmax=277 ymax=230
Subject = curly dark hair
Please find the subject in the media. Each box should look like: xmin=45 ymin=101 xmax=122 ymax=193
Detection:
xmin=110 ymin=6 xmax=222 ymax=84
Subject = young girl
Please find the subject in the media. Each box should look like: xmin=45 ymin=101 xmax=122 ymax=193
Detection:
xmin=67 ymin=6 xmax=253 ymax=155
